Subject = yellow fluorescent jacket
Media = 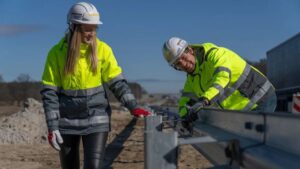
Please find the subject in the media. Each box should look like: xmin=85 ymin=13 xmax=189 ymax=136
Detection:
xmin=42 ymin=38 xmax=122 ymax=90
xmin=179 ymin=43 xmax=273 ymax=117
xmin=41 ymin=37 xmax=127 ymax=134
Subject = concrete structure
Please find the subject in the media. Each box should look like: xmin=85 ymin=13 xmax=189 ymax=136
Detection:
xmin=267 ymin=33 xmax=300 ymax=111
xmin=267 ymin=33 xmax=300 ymax=89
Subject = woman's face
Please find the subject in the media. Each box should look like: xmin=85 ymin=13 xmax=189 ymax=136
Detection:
xmin=80 ymin=24 xmax=98 ymax=44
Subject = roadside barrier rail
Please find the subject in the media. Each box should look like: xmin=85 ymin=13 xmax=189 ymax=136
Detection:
xmin=144 ymin=106 xmax=300 ymax=169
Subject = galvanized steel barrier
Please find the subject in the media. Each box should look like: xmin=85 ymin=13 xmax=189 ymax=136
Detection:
xmin=144 ymin=106 xmax=300 ymax=169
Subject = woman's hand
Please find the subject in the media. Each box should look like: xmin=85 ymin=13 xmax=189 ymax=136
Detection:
xmin=131 ymin=108 xmax=151 ymax=118
xmin=48 ymin=130 xmax=63 ymax=151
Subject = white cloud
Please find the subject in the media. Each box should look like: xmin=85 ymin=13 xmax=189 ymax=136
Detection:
xmin=0 ymin=24 xmax=44 ymax=36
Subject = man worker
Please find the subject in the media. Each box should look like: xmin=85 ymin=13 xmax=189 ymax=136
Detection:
xmin=162 ymin=37 xmax=277 ymax=123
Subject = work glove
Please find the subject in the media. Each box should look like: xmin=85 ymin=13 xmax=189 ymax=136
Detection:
xmin=48 ymin=130 xmax=63 ymax=151
xmin=131 ymin=108 xmax=151 ymax=118
xmin=185 ymin=98 xmax=209 ymax=123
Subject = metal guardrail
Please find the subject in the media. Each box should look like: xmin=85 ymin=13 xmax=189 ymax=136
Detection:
xmin=144 ymin=106 xmax=300 ymax=169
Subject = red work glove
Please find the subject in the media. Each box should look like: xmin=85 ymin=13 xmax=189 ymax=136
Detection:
xmin=48 ymin=130 xmax=63 ymax=151
xmin=131 ymin=108 xmax=151 ymax=118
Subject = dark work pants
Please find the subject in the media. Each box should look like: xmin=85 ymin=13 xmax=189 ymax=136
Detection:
xmin=59 ymin=132 xmax=108 ymax=169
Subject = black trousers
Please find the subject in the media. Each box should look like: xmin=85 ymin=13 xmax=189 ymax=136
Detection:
xmin=59 ymin=132 xmax=108 ymax=169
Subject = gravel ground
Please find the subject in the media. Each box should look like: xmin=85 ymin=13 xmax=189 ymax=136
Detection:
xmin=0 ymin=99 xmax=212 ymax=169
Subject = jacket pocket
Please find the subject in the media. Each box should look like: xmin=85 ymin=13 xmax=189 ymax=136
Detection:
xmin=87 ymin=91 xmax=109 ymax=115
xmin=238 ymin=68 xmax=266 ymax=98
xmin=59 ymin=95 xmax=88 ymax=118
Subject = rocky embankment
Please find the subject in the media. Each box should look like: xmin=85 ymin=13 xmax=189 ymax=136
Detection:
xmin=0 ymin=98 xmax=47 ymax=144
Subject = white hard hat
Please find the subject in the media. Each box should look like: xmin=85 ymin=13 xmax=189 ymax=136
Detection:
xmin=67 ymin=2 xmax=102 ymax=25
xmin=162 ymin=37 xmax=188 ymax=66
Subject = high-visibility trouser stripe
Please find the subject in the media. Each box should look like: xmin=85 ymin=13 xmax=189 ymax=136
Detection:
xmin=243 ymin=80 xmax=273 ymax=111
xmin=217 ymin=64 xmax=251 ymax=102
xmin=59 ymin=116 xmax=109 ymax=128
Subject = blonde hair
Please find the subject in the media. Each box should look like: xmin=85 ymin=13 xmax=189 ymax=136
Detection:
xmin=64 ymin=25 xmax=98 ymax=75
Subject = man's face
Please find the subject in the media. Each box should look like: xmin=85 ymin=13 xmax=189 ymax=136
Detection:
xmin=80 ymin=24 xmax=98 ymax=44
xmin=172 ymin=47 xmax=196 ymax=73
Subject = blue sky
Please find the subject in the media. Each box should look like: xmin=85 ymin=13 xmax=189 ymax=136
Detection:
xmin=0 ymin=0 xmax=299 ymax=93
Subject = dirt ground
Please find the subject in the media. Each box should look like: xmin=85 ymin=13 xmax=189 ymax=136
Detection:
xmin=0 ymin=106 xmax=21 ymax=118
xmin=0 ymin=105 xmax=212 ymax=169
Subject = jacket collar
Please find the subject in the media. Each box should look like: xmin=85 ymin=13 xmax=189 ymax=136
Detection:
xmin=189 ymin=45 xmax=205 ymax=75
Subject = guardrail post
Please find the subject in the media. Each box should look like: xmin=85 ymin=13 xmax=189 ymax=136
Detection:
xmin=144 ymin=115 xmax=178 ymax=169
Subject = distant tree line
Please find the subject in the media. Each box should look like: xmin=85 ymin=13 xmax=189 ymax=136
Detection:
xmin=0 ymin=58 xmax=267 ymax=106
xmin=0 ymin=58 xmax=267 ymax=105
xmin=0 ymin=74 xmax=42 ymax=105
xmin=0 ymin=74 xmax=146 ymax=106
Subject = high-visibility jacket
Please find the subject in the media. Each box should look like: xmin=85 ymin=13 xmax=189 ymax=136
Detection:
xmin=179 ymin=43 xmax=275 ymax=117
xmin=41 ymin=37 xmax=136 ymax=135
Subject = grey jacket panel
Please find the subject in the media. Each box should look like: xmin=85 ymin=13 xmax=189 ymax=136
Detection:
xmin=211 ymin=64 xmax=274 ymax=110
xmin=238 ymin=66 xmax=266 ymax=98
xmin=107 ymin=75 xmax=137 ymax=111
xmin=41 ymin=88 xmax=60 ymax=131
xmin=41 ymin=74 xmax=137 ymax=134
xmin=41 ymin=84 xmax=112 ymax=134
xmin=60 ymin=86 xmax=105 ymax=97
xmin=238 ymin=67 xmax=274 ymax=111
xmin=58 ymin=87 xmax=111 ymax=134
xmin=59 ymin=115 xmax=110 ymax=135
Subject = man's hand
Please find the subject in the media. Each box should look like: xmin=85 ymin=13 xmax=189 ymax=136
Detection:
xmin=131 ymin=108 xmax=151 ymax=118
xmin=48 ymin=130 xmax=63 ymax=151
xmin=181 ymin=120 xmax=193 ymax=134
xmin=185 ymin=99 xmax=209 ymax=122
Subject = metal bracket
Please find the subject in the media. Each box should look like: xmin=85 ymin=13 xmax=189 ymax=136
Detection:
xmin=225 ymin=139 xmax=243 ymax=169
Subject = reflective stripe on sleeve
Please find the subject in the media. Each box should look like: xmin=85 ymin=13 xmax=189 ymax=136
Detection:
xmin=218 ymin=64 xmax=251 ymax=102
xmin=206 ymin=67 xmax=231 ymax=102
xmin=212 ymin=83 xmax=225 ymax=96
xmin=45 ymin=110 xmax=60 ymax=121
xmin=43 ymin=84 xmax=59 ymax=91
xmin=106 ymin=74 xmax=125 ymax=87
xmin=121 ymin=93 xmax=136 ymax=103
xmin=213 ymin=66 xmax=231 ymax=78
